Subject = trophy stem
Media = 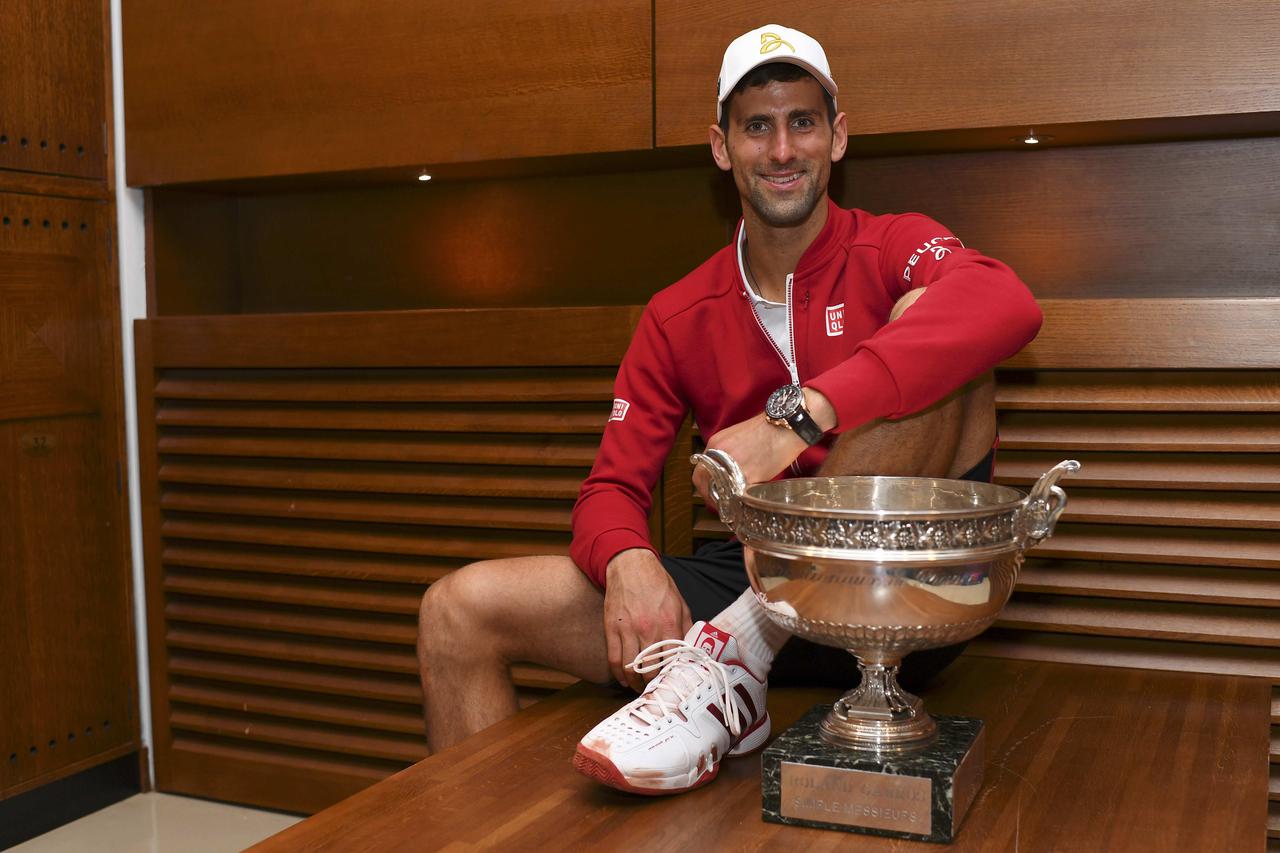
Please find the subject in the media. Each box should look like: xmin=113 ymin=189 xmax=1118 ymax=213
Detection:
xmin=818 ymin=654 xmax=938 ymax=753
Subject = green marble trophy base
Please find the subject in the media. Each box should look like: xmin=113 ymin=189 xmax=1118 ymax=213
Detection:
xmin=762 ymin=706 xmax=984 ymax=844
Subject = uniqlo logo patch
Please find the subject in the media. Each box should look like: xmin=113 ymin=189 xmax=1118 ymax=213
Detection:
xmin=825 ymin=303 xmax=845 ymax=336
xmin=695 ymin=625 xmax=730 ymax=661
xmin=609 ymin=398 xmax=630 ymax=422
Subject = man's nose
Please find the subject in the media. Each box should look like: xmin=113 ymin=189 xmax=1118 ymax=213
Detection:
xmin=769 ymin=127 xmax=795 ymax=164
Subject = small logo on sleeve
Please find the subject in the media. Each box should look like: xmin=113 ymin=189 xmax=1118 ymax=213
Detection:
xmin=609 ymin=398 xmax=630 ymax=422
xmin=902 ymin=235 xmax=964 ymax=283
xmin=825 ymin=303 xmax=845 ymax=336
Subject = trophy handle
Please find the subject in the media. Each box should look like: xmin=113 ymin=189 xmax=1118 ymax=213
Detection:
xmin=1018 ymin=459 xmax=1080 ymax=547
xmin=690 ymin=449 xmax=747 ymax=529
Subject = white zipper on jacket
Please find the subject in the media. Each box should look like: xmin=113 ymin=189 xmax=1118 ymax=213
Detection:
xmin=737 ymin=228 xmax=801 ymax=386
xmin=737 ymin=229 xmax=807 ymax=476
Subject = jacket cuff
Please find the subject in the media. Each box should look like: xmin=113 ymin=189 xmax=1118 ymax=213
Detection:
xmin=586 ymin=529 xmax=657 ymax=589
xmin=806 ymin=349 xmax=902 ymax=435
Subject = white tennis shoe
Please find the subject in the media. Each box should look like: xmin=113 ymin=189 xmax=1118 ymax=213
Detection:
xmin=572 ymin=621 xmax=770 ymax=795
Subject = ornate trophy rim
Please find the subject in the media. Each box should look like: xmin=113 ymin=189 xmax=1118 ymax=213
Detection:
xmin=691 ymin=450 xmax=1079 ymax=754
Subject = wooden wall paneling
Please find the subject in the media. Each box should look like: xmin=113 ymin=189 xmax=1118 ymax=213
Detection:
xmin=655 ymin=0 xmax=1280 ymax=147
xmin=0 ymin=192 xmax=138 ymax=797
xmin=151 ymin=138 xmax=1280 ymax=317
xmin=146 ymin=189 xmax=241 ymax=316
xmin=122 ymin=0 xmax=653 ymax=186
xmin=0 ymin=0 xmax=109 ymax=180
xmin=230 ymin=168 xmax=738 ymax=314
xmin=145 ymin=307 xmax=645 ymax=368
xmin=136 ymin=307 xmax=655 ymax=813
xmin=841 ymin=138 xmax=1280 ymax=301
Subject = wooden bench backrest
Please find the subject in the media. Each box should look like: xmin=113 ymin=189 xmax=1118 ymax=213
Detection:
xmin=135 ymin=298 xmax=1279 ymax=815
xmin=134 ymin=307 xmax=645 ymax=812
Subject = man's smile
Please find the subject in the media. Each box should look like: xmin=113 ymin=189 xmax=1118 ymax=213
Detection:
xmin=760 ymin=171 xmax=804 ymax=187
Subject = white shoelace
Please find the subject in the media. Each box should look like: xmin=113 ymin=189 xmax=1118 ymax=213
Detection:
xmin=623 ymin=639 xmax=742 ymax=736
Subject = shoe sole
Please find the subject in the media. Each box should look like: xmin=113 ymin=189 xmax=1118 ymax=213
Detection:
xmin=572 ymin=744 xmax=719 ymax=796
xmin=572 ymin=713 xmax=771 ymax=796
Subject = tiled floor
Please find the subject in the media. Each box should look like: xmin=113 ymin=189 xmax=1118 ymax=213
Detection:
xmin=12 ymin=792 xmax=301 ymax=852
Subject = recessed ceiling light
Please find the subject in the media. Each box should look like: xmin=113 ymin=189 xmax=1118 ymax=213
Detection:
xmin=1011 ymin=129 xmax=1054 ymax=145
xmin=417 ymin=171 xmax=432 ymax=182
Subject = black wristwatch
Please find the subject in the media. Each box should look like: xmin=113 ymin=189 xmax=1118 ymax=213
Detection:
xmin=764 ymin=383 xmax=825 ymax=446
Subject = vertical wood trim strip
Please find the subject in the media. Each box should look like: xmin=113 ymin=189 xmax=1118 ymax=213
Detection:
xmin=133 ymin=321 xmax=175 ymax=788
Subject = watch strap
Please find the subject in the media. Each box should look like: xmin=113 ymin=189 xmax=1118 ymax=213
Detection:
xmin=785 ymin=405 xmax=825 ymax=446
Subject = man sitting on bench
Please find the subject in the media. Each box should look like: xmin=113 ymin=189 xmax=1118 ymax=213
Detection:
xmin=417 ymin=24 xmax=1041 ymax=794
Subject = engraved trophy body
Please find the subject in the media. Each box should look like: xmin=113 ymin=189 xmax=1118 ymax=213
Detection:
xmin=691 ymin=452 xmax=1078 ymax=842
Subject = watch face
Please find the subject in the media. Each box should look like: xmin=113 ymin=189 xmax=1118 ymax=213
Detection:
xmin=766 ymin=384 xmax=804 ymax=420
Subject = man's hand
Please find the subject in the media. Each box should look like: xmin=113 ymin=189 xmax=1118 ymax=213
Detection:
xmin=695 ymin=388 xmax=838 ymax=503
xmin=603 ymin=549 xmax=693 ymax=692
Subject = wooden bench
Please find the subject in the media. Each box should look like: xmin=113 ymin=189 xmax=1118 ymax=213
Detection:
xmin=134 ymin=299 xmax=1280 ymax=843
xmin=245 ymin=658 xmax=1268 ymax=851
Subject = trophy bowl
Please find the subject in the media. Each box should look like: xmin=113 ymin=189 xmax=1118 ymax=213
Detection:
xmin=691 ymin=451 xmax=1078 ymax=755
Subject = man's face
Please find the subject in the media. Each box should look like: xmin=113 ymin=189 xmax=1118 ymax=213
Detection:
xmin=711 ymin=76 xmax=847 ymax=228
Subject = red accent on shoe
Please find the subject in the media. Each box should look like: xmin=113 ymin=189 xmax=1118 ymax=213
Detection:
xmin=571 ymin=744 xmax=718 ymax=796
xmin=692 ymin=624 xmax=732 ymax=661
xmin=729 ymin=714 xmax=771 ymax=757
xmin=705 ymin=703 xmax=733 ymax=737
xmin=733 ymin=683 xmax=758 ymax=721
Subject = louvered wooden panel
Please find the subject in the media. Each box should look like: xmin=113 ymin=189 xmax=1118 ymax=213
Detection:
xmin=679 ymin=302 xmax=1279 ymax=847
xmin=136 ymin=307 xmax=644 ymax=813
xmin=983 ymin=350 xmax=1280 ymax=850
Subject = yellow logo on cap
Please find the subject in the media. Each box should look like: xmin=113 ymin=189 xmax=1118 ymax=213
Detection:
xmin=759 ymin=32 xmax=794 ymax=54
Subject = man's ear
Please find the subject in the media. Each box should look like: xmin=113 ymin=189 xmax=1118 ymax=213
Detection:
xmin=830 ymin=111 xmax=849 ymax=164
xmin=709 ymin=124 xmax=733 ymax=172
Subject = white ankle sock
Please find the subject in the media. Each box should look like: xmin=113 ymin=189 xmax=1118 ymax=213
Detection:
xmin=711 ymin=589 xmax=791 ymax=676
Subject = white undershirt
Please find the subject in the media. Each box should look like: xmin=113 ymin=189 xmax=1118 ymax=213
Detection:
xmin=745 ymin=284 xmax=792 ymax=365
xmin=736 ymin=228 xmax=795 ymax=371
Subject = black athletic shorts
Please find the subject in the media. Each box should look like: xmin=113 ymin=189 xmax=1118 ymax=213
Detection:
xmin=659 ymin=449 xmax=996 ymax=689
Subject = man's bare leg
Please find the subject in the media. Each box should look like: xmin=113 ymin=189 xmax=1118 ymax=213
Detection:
xmin=417 ymin=555 xmax=612 ymax=753
xmin=819 ymin=372 xmax=995 ymax=479
xmin=820 ymin=287 xmax=997 ymax=479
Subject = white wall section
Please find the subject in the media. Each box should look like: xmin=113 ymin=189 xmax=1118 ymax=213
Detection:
xmin=109 ymin=0 xmax=153 ymax=785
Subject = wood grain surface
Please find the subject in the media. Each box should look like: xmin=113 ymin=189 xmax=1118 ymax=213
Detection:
xmin=249 ymin=658 xmax=1268 ymax=852
xmin=122 ymin=0 xmax=652 ymax=185
xmin=656 ymin=0 xmax=1280 ymax=146
xmin=843 ymin=137 xmax=1280 ymax=301
xmin=0 ymin=0 xmax=109 ymax=180
xmin=135 ymin=307 xmax=650 ymax=812
xmin=148 ymin=137 xmax=1280 ymax=318
xmin=0 ymin=192 xmax=137 ymax=794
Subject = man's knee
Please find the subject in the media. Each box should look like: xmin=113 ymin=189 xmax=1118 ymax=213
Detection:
xmin=419 ymin=561 xmax=501 ymax=643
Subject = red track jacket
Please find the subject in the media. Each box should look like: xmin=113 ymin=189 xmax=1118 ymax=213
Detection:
xmin=571 ymin=200 xmax=1042 ymax=588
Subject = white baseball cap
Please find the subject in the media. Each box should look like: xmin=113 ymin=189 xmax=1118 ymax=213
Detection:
xmin=716 ymin=25 xmax=838 ymax=122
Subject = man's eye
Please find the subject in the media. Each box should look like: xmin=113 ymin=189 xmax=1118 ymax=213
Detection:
xmin=794 ymin=117 xmax=815 ymax=129
xmin=746 ymin=121 xmax=768 ymax=133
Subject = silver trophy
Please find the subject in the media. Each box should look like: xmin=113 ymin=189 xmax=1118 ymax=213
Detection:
xmin=690 ymin=451 xmax=1078 ymax=840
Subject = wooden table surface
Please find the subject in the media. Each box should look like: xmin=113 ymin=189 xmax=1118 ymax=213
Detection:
xmin=250 ymin=657 xmax=1268 ymax=851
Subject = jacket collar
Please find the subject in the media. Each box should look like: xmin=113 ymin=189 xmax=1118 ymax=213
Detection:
xmin=732 ymin=197 xmax=849 ymax=286
xmin=795 ymin=198 xmax=848 ymax=276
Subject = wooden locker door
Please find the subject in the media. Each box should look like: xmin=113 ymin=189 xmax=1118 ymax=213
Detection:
xmin=0 ymin=191 xmax=138 ymax=797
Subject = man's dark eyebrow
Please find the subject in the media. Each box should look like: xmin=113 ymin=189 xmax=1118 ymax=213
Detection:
xmin=740 ymin=107 xmax=819 ymax=126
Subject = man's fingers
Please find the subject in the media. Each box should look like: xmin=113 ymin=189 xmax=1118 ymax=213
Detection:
xmin=616 ymin=627 xmax=637 ymax=696
xmin=606 ymin=626 xmax=627 ymax=687
xmin=694 ymin=463 xmax=721 ymax=505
